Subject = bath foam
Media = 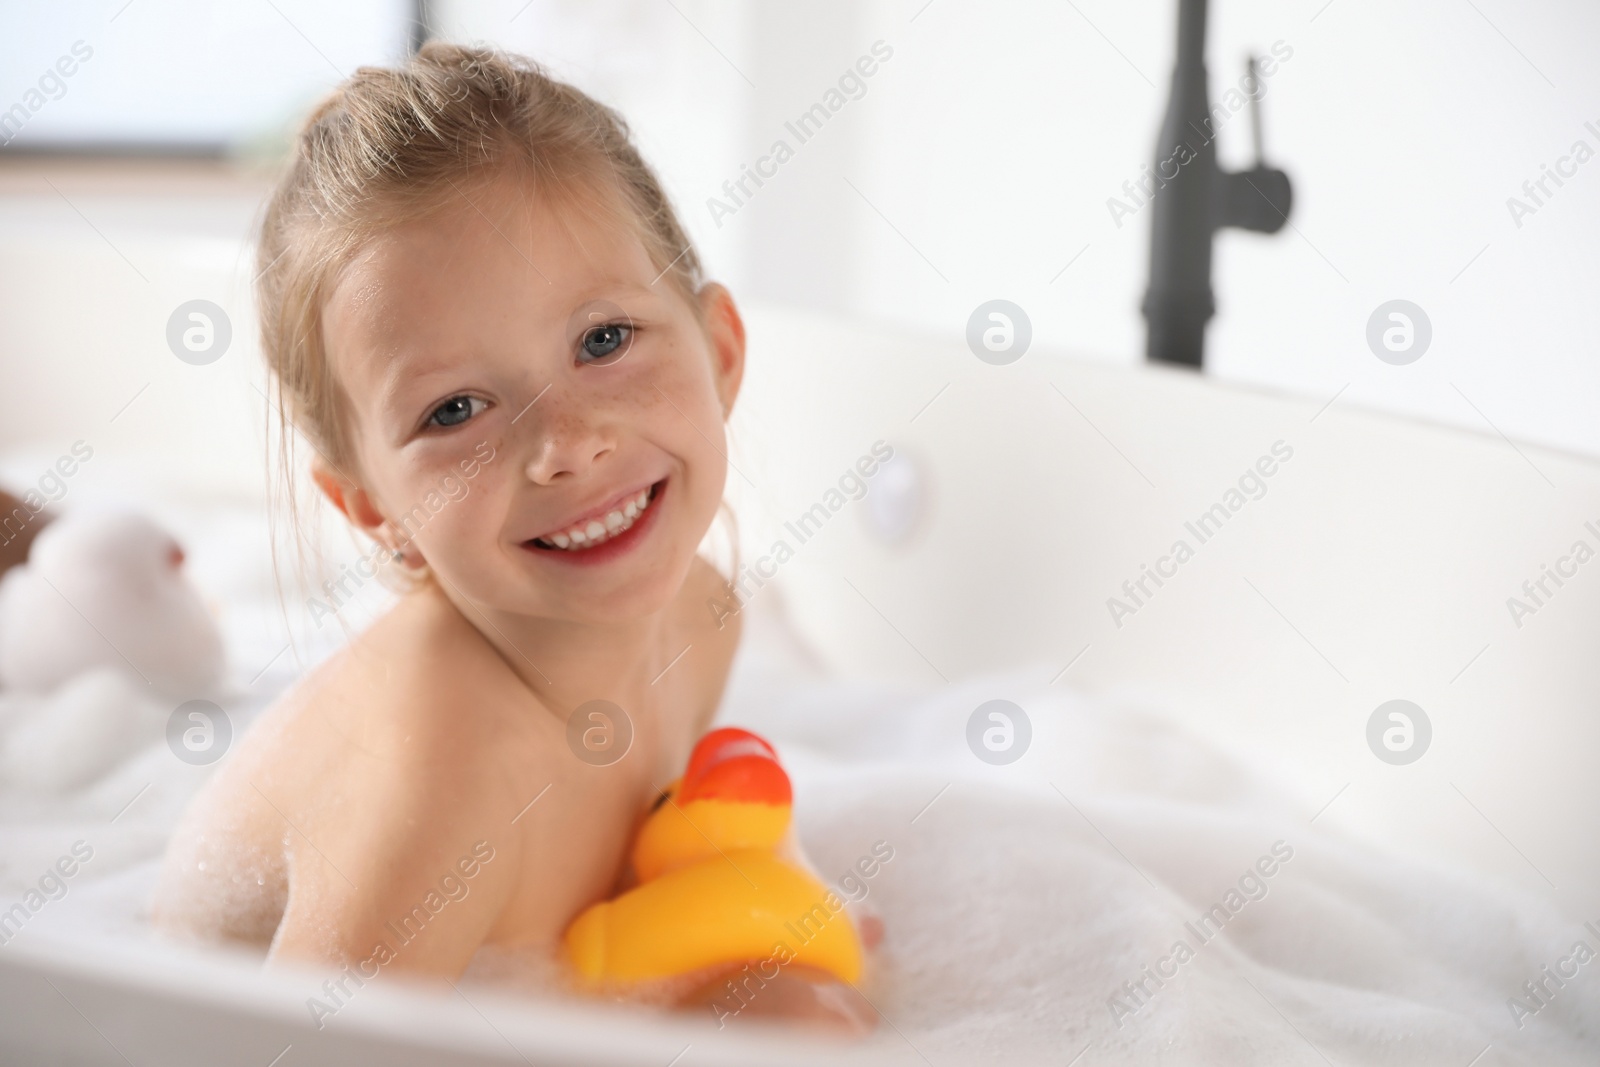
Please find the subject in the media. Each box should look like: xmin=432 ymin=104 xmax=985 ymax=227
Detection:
xmin=0 ymin=501 xmax=1593 ymax=1064
xmin=705 ymin=656 xmax=1599 ymax=1065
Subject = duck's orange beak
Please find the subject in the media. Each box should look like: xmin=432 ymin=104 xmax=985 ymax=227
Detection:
xmin=630 ymin=728 xmax=793 ymax=881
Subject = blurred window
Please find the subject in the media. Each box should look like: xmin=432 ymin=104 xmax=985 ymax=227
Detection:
xmin=0 ymin=0 xmax=414 ymax=154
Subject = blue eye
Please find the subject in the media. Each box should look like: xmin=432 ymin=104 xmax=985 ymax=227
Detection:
xmin=428 ymin=396 xmax=484 ymax=428
xmin=580 ymin=323 xmax=632 ymax=364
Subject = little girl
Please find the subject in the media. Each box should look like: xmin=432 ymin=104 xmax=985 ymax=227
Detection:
xmin=153 ymin=43 xmax=871 ymax=1027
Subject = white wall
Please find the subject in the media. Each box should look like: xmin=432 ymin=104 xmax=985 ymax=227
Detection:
xmin=443 ymin=0 xmax=1600 ymax=458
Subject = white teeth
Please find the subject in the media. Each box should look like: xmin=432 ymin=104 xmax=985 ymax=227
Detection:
xmin=534 ymin=484 xmax=658 ymax=551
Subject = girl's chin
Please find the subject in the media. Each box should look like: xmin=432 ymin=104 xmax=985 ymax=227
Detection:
xmin=447 ymin=563 xmax=688 ymax=625
xmin=546 ymin=580 xmax=683 ymax=625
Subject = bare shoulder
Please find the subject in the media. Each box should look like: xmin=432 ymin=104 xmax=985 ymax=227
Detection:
xmin=230 ymin=581 xmax=539 ymax=817
xmin=155 ymin=584 xmax=539 ymax=965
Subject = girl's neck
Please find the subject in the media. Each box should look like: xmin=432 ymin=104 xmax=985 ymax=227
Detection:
xmin=422 ymin=576 xmax=680 ymax=719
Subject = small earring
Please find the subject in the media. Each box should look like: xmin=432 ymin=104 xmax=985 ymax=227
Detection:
xmin=381 ymin=530 xmax=422 ymax=569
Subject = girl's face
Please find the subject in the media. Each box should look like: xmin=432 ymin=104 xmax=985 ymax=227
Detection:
xmin=318 ymin=168 xmax=744 ymax=625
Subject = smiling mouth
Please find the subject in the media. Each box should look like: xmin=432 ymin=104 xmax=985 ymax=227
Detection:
xmin=527 ymin=480 xmax=664 ymax=552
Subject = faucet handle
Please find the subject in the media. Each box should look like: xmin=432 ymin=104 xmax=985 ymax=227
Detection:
xmin=1213 ymin=53 xmax=1291 ymax=234
xmin=1246 ymin=56 xmax=1266 ymax=166
xmin=1215 ymin=165 xmax=1292 ymax=234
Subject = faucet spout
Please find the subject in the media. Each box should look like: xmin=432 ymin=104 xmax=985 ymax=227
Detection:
xmin=1142 ymin=0 xmax=1293 ymax=368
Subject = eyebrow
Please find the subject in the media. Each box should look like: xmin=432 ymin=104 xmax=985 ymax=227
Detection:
xmin=619 ymin=282 xmax=656 ymax=298
xmin=584 ymin=282 xmax=657 ymax=305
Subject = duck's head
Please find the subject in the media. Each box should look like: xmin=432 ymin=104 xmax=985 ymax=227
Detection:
xmin=566 ymin=726 xmax=864 ymax=987
xmin=630 ymin=727 xmax=792 ymax=882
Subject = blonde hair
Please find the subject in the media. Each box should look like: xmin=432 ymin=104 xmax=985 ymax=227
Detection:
xmin=255 ymin=43 xmax=728 ymax=621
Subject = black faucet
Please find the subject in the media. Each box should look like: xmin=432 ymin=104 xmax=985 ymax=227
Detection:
xmin=1142 ymin=0 xmax=1292 ymax=368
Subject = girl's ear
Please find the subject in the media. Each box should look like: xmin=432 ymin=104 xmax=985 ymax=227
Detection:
xmin=311 ymin=460 xmax=387 ymax=539
xmin=697 ymin=282 xmax=746 ymax=419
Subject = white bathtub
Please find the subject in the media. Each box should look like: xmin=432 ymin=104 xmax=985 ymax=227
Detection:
xmin=1 ymin=296 xmax=1597 ymax=1064
xmin=721 ymin=301 xmax=1600 ymax=900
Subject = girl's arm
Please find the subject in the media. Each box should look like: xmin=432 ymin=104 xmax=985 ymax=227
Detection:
xmin=266 ymin=730 xmax=521 ymax=979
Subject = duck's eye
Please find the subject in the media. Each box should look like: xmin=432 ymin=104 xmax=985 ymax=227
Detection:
xmin=428 ymin=396 xmax=483 ymax=428
xmin=580 ymin=323 xmax=631 ymax=365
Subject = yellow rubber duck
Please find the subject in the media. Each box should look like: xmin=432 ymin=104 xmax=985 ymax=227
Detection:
xmin=564 ymin=728 xmax=863 ymax=986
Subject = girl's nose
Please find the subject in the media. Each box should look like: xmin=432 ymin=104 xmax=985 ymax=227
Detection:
xmin=522 ymin=409 xmax=616 ymax=485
